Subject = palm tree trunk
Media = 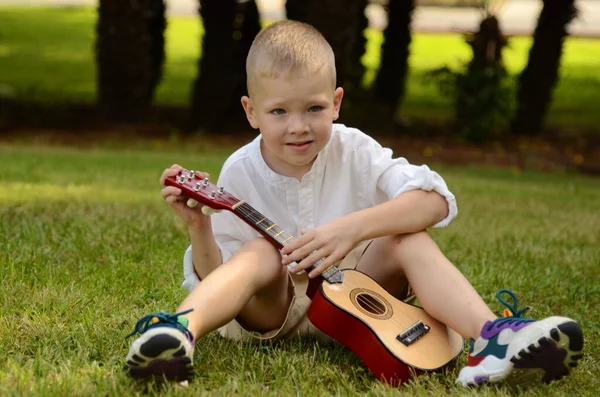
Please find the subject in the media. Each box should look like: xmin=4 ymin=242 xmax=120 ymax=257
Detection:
xmin=511 ymin=0 xmax=577 ymax=135
xmin=147 ymin=0 xmax=167 ymax=97
xmin=346 ymin=0 xmax=369 ymax=100
xmin=286 ymin=0 xmax=363 ymax=87
xmin=188 ymin=0 xmax=260 ymax=132
xmin=373 ymin=0 xmax=415 ymax=111
xmin=232 ymin=0 xmax=261 ymax=118
xmin=96 ymin=0 xmax=166 ymax=122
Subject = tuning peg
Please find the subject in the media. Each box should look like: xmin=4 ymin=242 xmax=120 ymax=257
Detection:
xmin=201 ymin=206 xmax=223 ymax=216
xmin=187 ymin=198 xmax=198 ymax=208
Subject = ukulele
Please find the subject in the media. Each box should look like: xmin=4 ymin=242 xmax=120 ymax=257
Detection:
xmin=166 ymin=169 xmax=464 ymax=386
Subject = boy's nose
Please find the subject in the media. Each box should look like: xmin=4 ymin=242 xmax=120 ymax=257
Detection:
xmin=287 ymin=116 xmax=309 ymax=135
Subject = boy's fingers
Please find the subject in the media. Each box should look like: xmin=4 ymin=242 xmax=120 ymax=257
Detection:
xmin=286 ymin=235 xmax=318 ymax=259
xmin=194 ymin=171 xmax=210 ymax=180
xmin=308 ymin=256 xmax=336 ymax=278
xmin=282 ymin=242 xmax=314 ymax=264
xmin=295 ymin=249 xmax=326 ymax=273
xmin=282 ymin=232 xmax=313 ymax=255
xmin=161 ymin=186 xmax=182 ymax=198
xmin=160 ymin=166 xmax=183 ymax=185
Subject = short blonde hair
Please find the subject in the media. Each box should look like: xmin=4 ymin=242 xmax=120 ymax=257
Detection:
xmin=246 ymin=20 xmax=336 ymax=97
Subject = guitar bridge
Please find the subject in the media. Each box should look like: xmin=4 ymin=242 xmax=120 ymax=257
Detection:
xmin=396 ymin=321 xmax=430 ymax=346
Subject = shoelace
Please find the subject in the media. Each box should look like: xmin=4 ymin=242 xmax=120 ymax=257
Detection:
xmin=487 ymin=289 xmax=534 ymax=330
xmin=126 ymin=308 xmax=194 ymax=341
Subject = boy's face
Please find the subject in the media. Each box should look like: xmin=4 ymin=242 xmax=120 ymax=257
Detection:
xmin=241 ymin=71 xmax=343 ymax=180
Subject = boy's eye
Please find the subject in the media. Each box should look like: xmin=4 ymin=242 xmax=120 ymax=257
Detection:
xmin=271 ymin=108 xmax=286 ymax=115
xmin=308 ymin=106 xmax=323 ymax=112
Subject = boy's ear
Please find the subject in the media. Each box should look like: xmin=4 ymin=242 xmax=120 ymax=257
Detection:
xmin=332 ymin=87 xmax=344 ymax=121
xmin=241 ymin=96 xmax=259 ymax=129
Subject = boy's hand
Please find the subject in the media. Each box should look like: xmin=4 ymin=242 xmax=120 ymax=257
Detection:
xmin=160 ymin=164 xmax=211 ymax=229
xmin=280 ymin=218 xmax=361 ymax=278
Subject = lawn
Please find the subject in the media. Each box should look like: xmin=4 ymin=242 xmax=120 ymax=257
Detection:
xmin=1 ymin=6 xmax=600 ymax=130
xmin=0 ymin=141 xmax=599 ymax=396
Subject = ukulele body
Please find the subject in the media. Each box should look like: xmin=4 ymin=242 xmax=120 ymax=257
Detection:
xmin=307 ymin=269 xmax=464 ymax=386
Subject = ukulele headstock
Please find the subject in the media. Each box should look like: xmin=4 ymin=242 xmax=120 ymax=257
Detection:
xmin=164 ymin=168 xmax=240 ymax=212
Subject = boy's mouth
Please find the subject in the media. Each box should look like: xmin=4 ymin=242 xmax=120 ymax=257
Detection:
xmin=286 ymin=140 xmax=313 ymax=152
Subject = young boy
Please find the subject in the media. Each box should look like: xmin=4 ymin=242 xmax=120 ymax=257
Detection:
xmin=125 ymin=20 xmax=583 ymax=387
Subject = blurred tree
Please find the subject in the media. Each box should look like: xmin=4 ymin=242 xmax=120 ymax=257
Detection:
xmin=286 ymin=0 xmax=364 ymax=87
xmin=96 ymin=0 xmax=166 ymax=122
xmin=457 ymin=14 xmax=510 ymax=141
xmin=373 ymin=0 xmax=415 ymax=115
xmin=512 ymin=0 xmax=577 ymax=135
xmin=346 ymin=0 xmax=370 ymax=100
xmin=188 ymin=0 xmax=260 ymax=132
xmin=148 ymin=0 xmax=167 ymax=97
xmin=233 ymin=0 xmax=261 ymax=110
xmin=426 ymin=1 xmax=512 ymax=142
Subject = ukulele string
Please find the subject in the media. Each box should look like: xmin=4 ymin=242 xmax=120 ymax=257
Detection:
xmin=234 ymin=204 xmax=420 ymax=326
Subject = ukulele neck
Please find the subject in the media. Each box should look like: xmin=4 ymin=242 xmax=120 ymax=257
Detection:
xmin=232 ymin=202 xmax=342 ymax=284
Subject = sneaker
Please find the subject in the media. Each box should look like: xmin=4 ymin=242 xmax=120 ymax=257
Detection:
xmin=125 ymin=309 xmax=195 ymax=382
xmin=457 ymin=289 xmax=584 ymax=387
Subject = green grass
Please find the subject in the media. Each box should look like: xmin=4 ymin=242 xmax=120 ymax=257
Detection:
xmin=1 ymin=6 xmax=600 ymax=130
xmin=1 ymin=141 xmax=599 ymax=395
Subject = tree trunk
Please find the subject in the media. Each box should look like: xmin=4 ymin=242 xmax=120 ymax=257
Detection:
xmin=512 ymin=0 xmax=577 ymax=135
xmin=233 ymin=0 xmax=261 ymax=109
xmin=96 ymin=0 xmax=166 ymax=123
xmin=373 ymin=0 xmax=415 ymax=111
xmin=286 ymin=0 xmax=363 ymax=87
xmin=147 ymin=0 xmax=167 ymax=96
xmin=346 ymin=0 xmax=369 ymax=99
xmin=188 ymin=0 xmax=260 ymax=132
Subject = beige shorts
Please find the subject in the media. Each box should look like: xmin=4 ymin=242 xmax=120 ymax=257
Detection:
xmin=217 ymin=240 xmax=412 ymax=342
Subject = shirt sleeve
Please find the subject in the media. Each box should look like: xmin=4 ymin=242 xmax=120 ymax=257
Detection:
xmin=356 ymin=131 xmax=457 ymax=228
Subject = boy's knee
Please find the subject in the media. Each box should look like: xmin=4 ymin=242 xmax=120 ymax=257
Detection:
xmin=244 ymin=237 xmax=280 ymax=258
xmin=241 ymin=238 xmax=285 ymax=280
xmin=388 ymin=231 xmax=433 ymax=263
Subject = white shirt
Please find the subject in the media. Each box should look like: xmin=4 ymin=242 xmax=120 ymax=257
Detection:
xmin=182 ymin=124 xmax=457 ymax=292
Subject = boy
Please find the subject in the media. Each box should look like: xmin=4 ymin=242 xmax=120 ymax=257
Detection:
xmin=125 ymin=20 xmax=583 ymax=387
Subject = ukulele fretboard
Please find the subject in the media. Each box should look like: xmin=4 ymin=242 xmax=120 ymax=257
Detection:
xmin=233 ymin=202 xmax=341 ymax=283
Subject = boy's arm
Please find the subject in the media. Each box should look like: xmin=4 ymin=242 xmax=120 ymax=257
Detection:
xmin=350 ymin=189 xmax=448 ymax=242
xmin=188 ymin=221 xmax=223 ymax=280
xmin=281 ymin=189 xmax=448 ymax=278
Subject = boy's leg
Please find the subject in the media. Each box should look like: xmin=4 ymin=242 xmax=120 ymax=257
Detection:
xmin=356 ymin=231 xmax=495 ymax=339
xmin=355 ymin=231 xmax=583 ymax=386
xmin=177 ymin=237 xmax=291 ymax=339
xmin=126 ymin=238 xmax=291 ymax=381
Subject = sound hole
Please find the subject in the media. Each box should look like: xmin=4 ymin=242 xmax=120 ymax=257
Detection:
xmin=350 ymin=288 xmax=393 ymax=319
xmin=356 ymin=293 xmax=386 ymax=315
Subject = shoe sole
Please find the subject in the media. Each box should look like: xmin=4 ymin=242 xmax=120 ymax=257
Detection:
xmin=125 ymin=330 xmax=194 ymax=382
xmin=462 ymin=320 xmax=584 ymax=387
xmin=507 ymin=321 xmax=584 ymax=385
